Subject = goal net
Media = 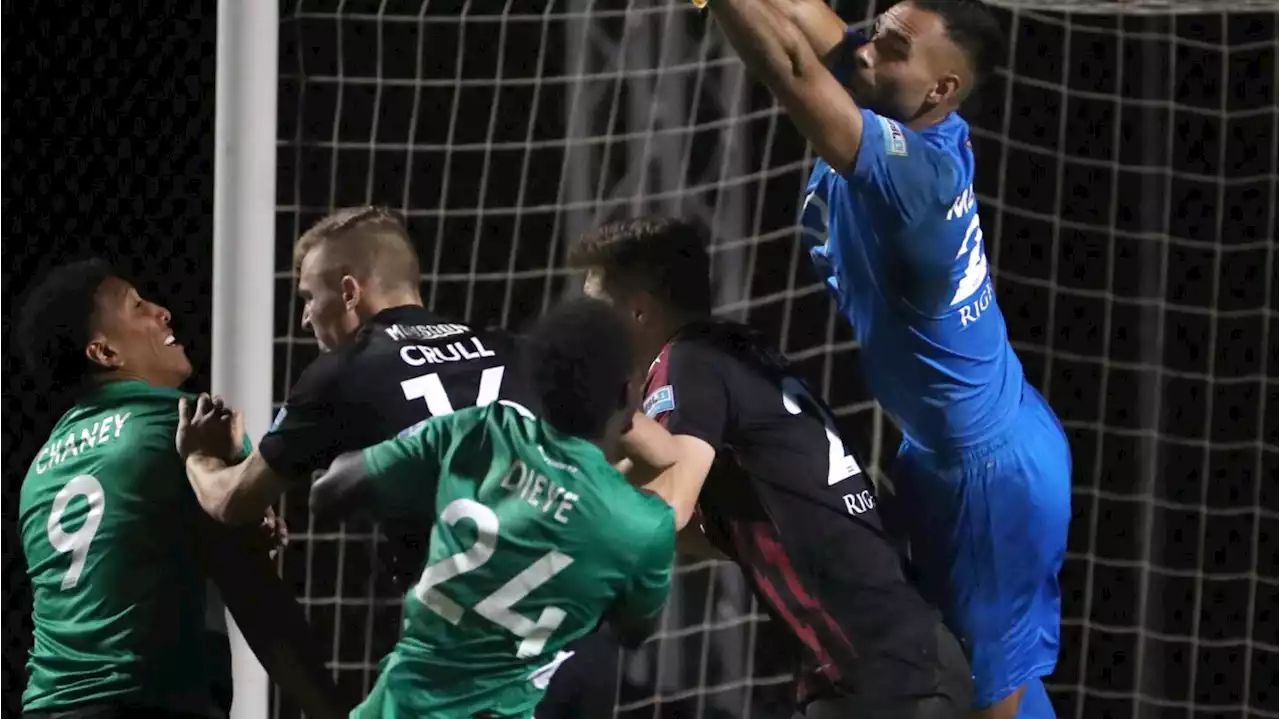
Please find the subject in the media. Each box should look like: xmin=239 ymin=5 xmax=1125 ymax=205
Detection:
xmin=269 ymin=1 xmax=1278 ymax=717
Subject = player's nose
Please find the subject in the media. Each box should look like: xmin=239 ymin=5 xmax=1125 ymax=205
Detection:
xmin=855 ymin=41 xmax=875 ymax=70
xmin=155 ymin=304 xmax=173 ymax=327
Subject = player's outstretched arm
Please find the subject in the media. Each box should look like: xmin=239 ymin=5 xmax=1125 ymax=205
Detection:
xmin=760 ymin=0 xmax=847 ymax=63
xmin=178 ymin=395 xmax=292 ymax=525
xmin=310 ymin=450 xmax=373 ymax=520
xmin=185 ymin=450 xmax=291 ymax=525
xmin=197 ymin=517 xmax=351 ymax=719
xmin=312 ymin=417 xmax=448 ymax=524
xmin=623 ymin=414 xmax=717 ymax=531
xmin=706 ymin=0 xmax=866 ymax=171
xmin=604 ymin=511 xmax=677 ymax=649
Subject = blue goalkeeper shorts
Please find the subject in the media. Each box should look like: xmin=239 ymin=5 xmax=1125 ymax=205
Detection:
xmin=893 ymin=383 xmax=1071 ymax=716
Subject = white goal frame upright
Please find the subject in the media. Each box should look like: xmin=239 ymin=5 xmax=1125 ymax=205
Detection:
xmin=214 ymin=0 xmax=278 ymax=718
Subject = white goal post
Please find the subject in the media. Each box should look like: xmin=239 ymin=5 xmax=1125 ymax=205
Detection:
xmin=214 ymin=0 xmax=278 ymax=718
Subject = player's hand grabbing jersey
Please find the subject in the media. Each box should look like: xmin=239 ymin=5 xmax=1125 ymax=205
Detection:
xmin=352 ymin=401 xmax=675 ymax=719
xmin=19 ymin=381 xmax=237 ymax=715
xmin=642 ymin=321 xmax=949 ymax=705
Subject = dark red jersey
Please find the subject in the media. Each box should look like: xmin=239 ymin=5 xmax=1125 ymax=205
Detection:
xmin=643 ymin=320 xmax=946 ymax=704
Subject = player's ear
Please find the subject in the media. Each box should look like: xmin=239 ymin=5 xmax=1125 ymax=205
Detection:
xmin=340 ymin=275 xmax=361 ymax=310
xmin=85 ymin=335 xmax=121 ymax=370
xmin=930 ymin=73 xmax=961 ymax=107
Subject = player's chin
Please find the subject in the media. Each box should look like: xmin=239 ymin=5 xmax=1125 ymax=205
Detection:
xmin=166 ymin=346 xmax=195 ymax=380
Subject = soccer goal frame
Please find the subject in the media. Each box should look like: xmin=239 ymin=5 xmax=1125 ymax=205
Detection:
xmin=214 ymin=0 xmax=278 ymax=717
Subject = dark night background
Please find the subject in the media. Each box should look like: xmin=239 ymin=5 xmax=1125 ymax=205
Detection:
xmin=4 ymin=1 xmax=1278 ymax=718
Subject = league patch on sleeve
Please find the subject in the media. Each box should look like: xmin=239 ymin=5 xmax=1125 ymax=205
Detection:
xmin=643 ymin=385 xmax=676 ymax=418
xmin=878 ymin=116 xmax=908 ymax=157
xmin=269 ymin=407 xmax=288 ymax=433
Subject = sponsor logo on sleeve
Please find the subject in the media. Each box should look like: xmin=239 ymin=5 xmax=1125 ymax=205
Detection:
xmin=642 ymin=385 xmax=676 ymax=418
xmin=878 ymin=116 xmax=908 ymax=157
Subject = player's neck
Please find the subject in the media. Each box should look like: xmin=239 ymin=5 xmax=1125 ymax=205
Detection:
xmin=93 ymin=369 xmax=182 ymax=391
xmin=361 ymin=292 xmax=423 ymax=318
xmin=641 ymin=311 xmax=701 ymax=366
xmin=907 ymin=104 xmax=958 ymax=133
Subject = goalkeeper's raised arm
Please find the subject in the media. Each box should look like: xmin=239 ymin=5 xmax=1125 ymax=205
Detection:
xmin=702 ymin=0 xmax=868 ymax=170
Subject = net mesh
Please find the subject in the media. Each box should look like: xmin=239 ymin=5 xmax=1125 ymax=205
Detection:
xmin=271 ymin=1 xmax=1279 ymax=717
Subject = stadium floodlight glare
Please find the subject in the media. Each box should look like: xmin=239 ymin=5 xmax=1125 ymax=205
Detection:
xmin=257 ymin=1 xmax=1277 ymax=717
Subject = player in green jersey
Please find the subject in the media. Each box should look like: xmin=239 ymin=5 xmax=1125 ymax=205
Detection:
xmin=15 ymin=260 xmax=346 ymax=719
xmin=300 ymin=298 xmax=677 ymax=718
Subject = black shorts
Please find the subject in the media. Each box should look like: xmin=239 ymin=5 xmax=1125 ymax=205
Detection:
xmin=796 ymin=622 xmax=973 ymax=719
xmin=24 ymin=704 xmax=214 ymax=719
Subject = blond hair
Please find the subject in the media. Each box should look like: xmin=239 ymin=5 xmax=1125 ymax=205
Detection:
xmin=293 ymin=206 xmax=421 ymax=292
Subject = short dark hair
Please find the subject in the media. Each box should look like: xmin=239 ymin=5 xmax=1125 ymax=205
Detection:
xmin=294 ymin=205 xmax=421 ymax=292
xmin=567 ymin=217 xmax=712 ymax=315
xmin=911 ymin=0 xmax=1004 ymax=90
xmin=524 ymin=298 xmax=635 ymax=439
xmin=16 ymin=259 xmax=116 ymax=389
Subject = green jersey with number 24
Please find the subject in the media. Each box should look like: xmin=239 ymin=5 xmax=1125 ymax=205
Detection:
xmin=19 ymin=380 xmax=233 ymax=715
xmin=355 ymin=401 xmax=676 ymax=719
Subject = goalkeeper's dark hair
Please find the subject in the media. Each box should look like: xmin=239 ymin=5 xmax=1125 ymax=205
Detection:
xmin=15 ymin=259 xmax=117 ymax=390
xmin=910 ymin=0 xmax=1004 ymax=91
xmin=567 ymin=217 xmax=712 ymax=315
xmin=524 ymin=298 xmax=636 ymax=439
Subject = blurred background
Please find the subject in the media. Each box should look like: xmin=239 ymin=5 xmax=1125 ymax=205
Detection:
xmin=4 ymin=1 xmax=1277 ymax=718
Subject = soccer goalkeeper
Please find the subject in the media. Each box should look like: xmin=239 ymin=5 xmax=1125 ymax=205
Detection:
xmin=700 ymin=1 xmax=1072 ymax=717
xmin=15 ymin=260 xmax=345 ymax=719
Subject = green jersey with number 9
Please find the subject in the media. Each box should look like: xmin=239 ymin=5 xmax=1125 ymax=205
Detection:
xmin=354 ymin=401 xmax=676 ymax=719
xmin=19 ymin=380 xmax=232 ymax=715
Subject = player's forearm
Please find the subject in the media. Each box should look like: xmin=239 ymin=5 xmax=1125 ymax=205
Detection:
xmin=185 ymin=453 xmax=276 ymax=525
xmin=759 ymin=0 xmax=847 ymax=63
xmin=203 ymin=523 xmax=350 ymax=719
xmin=309 ymin=451 xmax=371 ymax=521
xmin=706 ymin=0 xmax=815 ymax=90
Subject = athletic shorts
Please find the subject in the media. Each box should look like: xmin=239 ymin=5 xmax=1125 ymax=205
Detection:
xmin=893 ymin=383 xmax=1071 ymax=714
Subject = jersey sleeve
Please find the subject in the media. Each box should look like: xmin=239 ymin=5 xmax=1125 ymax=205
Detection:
xmin=645 ymin=342 xmax=730 ymax=450
xmin=257 ymin=353 xmax=347 ymax=480
xmin=612 ymin=508 xmax=677 ymax=623
xmin=358 ymin=413 xmax=459 ymax=522
xmin=843 ymin=109 xmax=960 ymax=239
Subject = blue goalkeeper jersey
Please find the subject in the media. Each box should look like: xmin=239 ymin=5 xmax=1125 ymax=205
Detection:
xmin=800 ymin=108 xmax=1025 ymax=451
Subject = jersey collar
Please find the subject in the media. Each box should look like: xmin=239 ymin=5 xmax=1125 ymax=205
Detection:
xmin=85 ymin=379 xmax=186 ymax=403
xmin=367 ymin=305 xmax=448 ymax=328
xmin=921 ymin=111 xmax=968 ymax=143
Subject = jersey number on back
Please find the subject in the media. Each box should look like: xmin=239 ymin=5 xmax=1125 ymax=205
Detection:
xmin=401 ymin=366 xmax=505 ymax=416
xmin=950 ymin=213 xmax=988 ymax=306
xmin=46 ymin=474 xmax=106 ymax=590
xmin=780 ymin=378 xmax=861 ymax=486
xmin=414 ymin=498 xmax=574 ymax=658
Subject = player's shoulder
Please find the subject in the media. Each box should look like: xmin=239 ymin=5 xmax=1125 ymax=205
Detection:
xmin=20 ymin=383 xmax=184 ymax=502
xmin=67 ymin=380 xmax=184 ymax=433
xmin=670 ymin=321 xmax=786 ymax=376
